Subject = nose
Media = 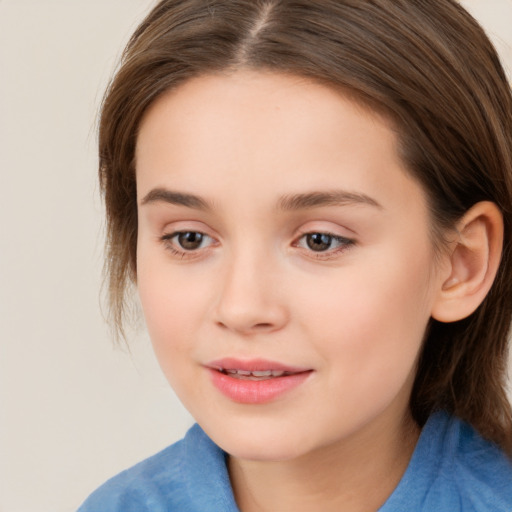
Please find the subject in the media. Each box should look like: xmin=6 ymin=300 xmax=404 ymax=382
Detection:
xmin=213 ymin=249 xmax=289 ymax=335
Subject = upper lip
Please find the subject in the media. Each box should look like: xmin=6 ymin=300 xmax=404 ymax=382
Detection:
xmin=206 ymin=358 xmax=311 ymax=374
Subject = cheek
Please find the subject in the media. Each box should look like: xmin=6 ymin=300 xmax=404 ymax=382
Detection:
xmin=136 ymin=248 xmax=208 ymax=361
xmin=295 ymin=245 xmax=435 ymax=381
xmin=136 ymin=263 xmax=210 ymax=410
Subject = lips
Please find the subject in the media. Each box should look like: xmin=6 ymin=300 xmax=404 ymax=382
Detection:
xmin=206 ymin=358 xmax=313 ymax=403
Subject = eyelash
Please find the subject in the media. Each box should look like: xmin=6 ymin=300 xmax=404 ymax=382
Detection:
xmin=294 ymin=230 xmax=355 ymax=260
xmin=160 ymin=230 xmax=355 ymax=261
xmin=160 ymin=231 xmax=213 ymax=260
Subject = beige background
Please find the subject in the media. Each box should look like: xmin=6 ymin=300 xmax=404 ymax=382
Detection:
xmin=0 ymin=1 xmax=511 ymax=511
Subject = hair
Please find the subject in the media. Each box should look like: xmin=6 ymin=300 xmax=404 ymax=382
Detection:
xmin=98 ymin=0 xmax=512 ymax=453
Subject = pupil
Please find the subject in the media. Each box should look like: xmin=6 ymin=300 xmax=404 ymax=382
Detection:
xmin=178 ymin=232 xmax=203 ymax=250
xmin=307 ymin=233 xmax=332 ymax=251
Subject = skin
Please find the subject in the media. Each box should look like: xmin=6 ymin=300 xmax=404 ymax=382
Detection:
xmin=135 ymin=70 xmax=452 ymax=511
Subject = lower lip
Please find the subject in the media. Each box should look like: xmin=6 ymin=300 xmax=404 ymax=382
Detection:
xmin=208 ymin=369 xmax=312 ymax=404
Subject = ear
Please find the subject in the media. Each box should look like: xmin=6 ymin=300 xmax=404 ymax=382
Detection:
xmin=431 ymin=201 xmax=503 ymax=323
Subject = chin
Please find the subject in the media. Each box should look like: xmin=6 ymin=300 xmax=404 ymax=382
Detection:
xmin=202 ymin=418 xmax=313 ymax=462
xmin=225 ymin=439 xmax=307 ymax=463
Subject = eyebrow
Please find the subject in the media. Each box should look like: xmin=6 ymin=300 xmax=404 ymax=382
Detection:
xmin=277 ymin=190 xmax=382 ymax=211
xmin=140 ymin=188 xmax=213 ymax=210
xmin=140 ymin=187 xmax=382 ymax=211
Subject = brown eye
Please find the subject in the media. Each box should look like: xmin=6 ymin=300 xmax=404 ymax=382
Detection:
xmin=306 ymin=233 xmax=334 ymax=252
xmin=177 ymin=231 xmax=204 ymax=250
xmin=296 ymin=231 xmax=355 ymax=257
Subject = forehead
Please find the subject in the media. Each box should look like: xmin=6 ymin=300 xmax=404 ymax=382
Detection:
xmin=137 ymin=70 xmax=395 ymax=149
xmin=135 ymin=70 xmax=426 ymax=217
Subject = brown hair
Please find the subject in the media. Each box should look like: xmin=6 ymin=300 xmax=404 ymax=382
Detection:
xmin=98 ymin=0 xmax=512 ymax=452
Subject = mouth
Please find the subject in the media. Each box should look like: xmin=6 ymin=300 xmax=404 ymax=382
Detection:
xmin=206 ymin=359 xmax=313 ymax=403
xmin=214 ymin=368 xmax=298 ymax=380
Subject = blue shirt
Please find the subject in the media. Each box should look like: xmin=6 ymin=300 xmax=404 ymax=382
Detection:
xmin=77 ymin=412 xmax=512 ymax=511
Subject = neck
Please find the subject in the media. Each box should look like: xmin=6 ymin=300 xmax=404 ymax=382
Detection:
xmin=228 ymin=409 xmax=420 ymax=512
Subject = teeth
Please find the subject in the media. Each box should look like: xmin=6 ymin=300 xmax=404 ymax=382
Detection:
xmin=221 ymin=369 xmax=289 ymax=378
xmin=251 ymin=370 xmax=272 ymax=377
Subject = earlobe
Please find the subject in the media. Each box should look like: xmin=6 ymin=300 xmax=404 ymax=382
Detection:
xmin=431 ymin=201 xmax=503 ymax=323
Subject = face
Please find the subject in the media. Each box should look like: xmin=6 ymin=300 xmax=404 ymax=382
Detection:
xmin=135 ymin=70 xmax=443 ymax=462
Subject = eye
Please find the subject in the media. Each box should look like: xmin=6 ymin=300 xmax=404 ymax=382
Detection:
xmin=305 ymin=233 xmax=335 ymax=252
xmin=295 ymin=232 xmax=355 ymax=255
xmin=161 ymin=230 xmax=214 ymax=253
xmin=175 ymin=231 xmax=205 ymax=250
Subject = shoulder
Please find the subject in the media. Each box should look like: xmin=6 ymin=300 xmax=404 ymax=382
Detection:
xmin=448 ymin=415 xmax=512 ymax=511
xmin=380 ymin=412 xmax=512 ymax=512
xmin=76 ymin=429 xmax=190 ymax=512
xmin=76 ymin=424 xmax=238 ymax=512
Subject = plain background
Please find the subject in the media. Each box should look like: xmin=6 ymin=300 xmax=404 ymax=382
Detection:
xmin=0 ymin=1 xmax=511 ymax=511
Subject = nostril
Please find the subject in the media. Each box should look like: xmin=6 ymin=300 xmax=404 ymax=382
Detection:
xmin=218 ymin=321 xmax=270 ymax=328
xmin=254 ymin=323 xmax=273 ymax=329
xmin=215 ymin=320 xmax=276 ymax=333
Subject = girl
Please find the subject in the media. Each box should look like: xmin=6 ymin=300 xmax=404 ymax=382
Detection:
xmin=78 ymin=1 xmax=512 ymax=510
